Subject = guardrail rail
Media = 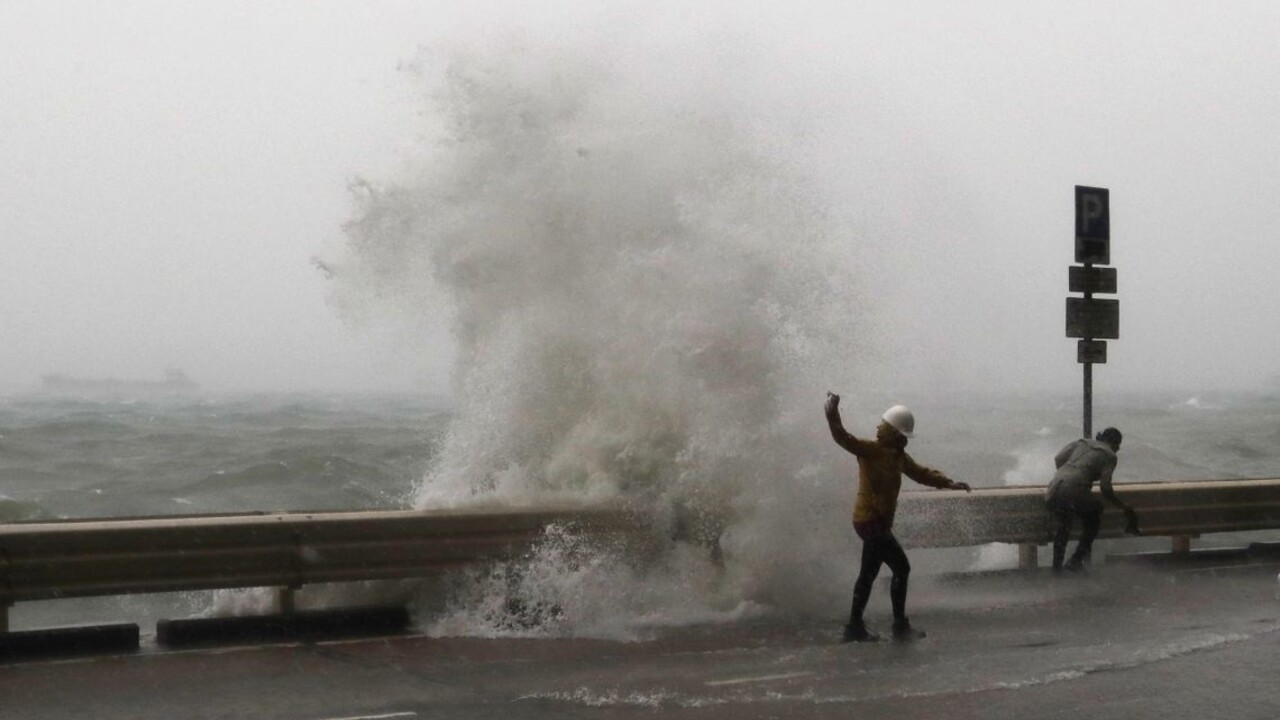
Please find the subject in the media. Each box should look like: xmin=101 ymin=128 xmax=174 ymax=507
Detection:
xmin=0 ymin=505 xmax=638 ymax=632
xmin=894 ymin=478 xmax=1280 ymax=567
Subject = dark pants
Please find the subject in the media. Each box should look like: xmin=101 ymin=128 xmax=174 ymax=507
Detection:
xmin=1047 ymin=494 xmax=1103 ymax=570
xmin=848 ymin=521 xmax=910 ymax=627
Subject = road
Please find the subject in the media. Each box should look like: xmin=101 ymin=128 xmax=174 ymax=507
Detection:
xmin=2 ymin=561 xmax=1278 ymax=719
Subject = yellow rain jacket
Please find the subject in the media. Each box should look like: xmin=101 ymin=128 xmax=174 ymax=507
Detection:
xmin=843 ymin=437 xmax=952 ymax=527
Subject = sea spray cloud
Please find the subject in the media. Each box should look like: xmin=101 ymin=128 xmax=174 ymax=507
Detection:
xmin=331 ymin=36 xmax=869 ymax=630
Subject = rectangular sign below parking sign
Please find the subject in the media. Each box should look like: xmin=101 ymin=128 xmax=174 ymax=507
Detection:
xmin=1065 ymin=297 xmax=1119 ymax=339
xmin=1077 ymin=340 xmax=1107 ymax=364
xmin=1069 ymin=266 xmax=1117 ymax=294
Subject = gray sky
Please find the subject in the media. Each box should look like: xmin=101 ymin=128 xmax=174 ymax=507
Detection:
xmin=3 ymin=2 xmax=1279 ymax=395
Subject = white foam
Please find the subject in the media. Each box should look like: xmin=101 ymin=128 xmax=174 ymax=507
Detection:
xmin=969 ymin=543 xmax=1019 ymax=571
xmin=705 ymin=671 xmax=815 ymax=687
xmin=964 ymin=438 xmax=1058 ymax=572
xmin=1000 ymin=442 xmax=1057 ymax=487
xmin=426 ymin=524 xmax=769 ymax=639
xmin=333 ymin=35 xmax=868 ymax=635
xmin=985 ymin=630 xmax=1258 ymax=692
xmin=519 ymin=689 xmax=684 ymax=709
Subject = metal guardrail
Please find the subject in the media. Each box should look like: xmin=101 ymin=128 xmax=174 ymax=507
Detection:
xmin=2 ymin=479 xmax=1279 ymax=631
xmin=894 ymin=478 xmax=1280 ymax=566
xmin=0 ymin=505 xmax=639 ymax=631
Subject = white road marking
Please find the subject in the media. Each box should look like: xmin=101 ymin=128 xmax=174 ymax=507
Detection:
xmin=318 ymin=707 xmax=414 ymax=712
xmin=1173 ymin=562 xmax=1270 ymax=575
xmin=705 ymin=671 xmax=814 ymax=687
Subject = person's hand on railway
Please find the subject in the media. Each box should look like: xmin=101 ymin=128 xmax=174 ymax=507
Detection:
xmin=948 ymin=480 xmax=972 ymax=493
xmin=1123 ymin=506 xmax=1141 ymax=535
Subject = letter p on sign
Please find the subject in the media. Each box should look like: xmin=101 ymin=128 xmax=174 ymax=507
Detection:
xmin=1075 ymin=186 xmax=1110 ymax=265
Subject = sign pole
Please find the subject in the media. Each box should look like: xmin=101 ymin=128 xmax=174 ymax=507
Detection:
xmin=1083 ymin=260 xmax=1093 ymax=439
xmin=1067 ymin=186 xmax=1115 ymax=440
xmin=1083 ymin=354 xmax=1093 ymax=438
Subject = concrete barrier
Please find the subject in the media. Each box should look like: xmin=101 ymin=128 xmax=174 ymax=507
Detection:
xmin=155 ymin=606 xmax=410 ymax=647
xmin=0 ymin=623 xmax=139 ymax=661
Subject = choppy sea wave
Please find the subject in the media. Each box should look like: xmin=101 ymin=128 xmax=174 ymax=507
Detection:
xmin=0 ymin=393 xmax=449 ymax=519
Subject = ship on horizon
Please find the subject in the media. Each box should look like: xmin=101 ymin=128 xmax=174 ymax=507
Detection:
xmin=39 ymin=368 xmax=199 ymax=398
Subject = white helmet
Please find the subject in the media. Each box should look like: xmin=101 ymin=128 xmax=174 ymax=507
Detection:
xmin=882 ymin=405 xmax=915 ymax=438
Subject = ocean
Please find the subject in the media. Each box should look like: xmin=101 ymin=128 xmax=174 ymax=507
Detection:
xmin=0 ymin=393 xmax=449 ymax=522
xmin=3 ymin=389 xmax=1277 ymax=639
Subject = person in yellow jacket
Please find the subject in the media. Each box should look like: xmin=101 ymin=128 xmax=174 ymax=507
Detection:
xmin=825 ymin=392 xmax=971 ymax=642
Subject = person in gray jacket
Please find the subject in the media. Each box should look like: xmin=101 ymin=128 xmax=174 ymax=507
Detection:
xmin=1046 ymin=427 xmax=1139 ymax=572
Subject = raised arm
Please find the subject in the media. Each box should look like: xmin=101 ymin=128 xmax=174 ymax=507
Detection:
xmin=824 ymin=392 xmax=867 ymax=456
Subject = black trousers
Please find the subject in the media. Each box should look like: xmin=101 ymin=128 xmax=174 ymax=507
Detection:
xmin=848 ymin=525 xmax=911 ymax=626
xmin=1048 ymin=494 xmax=1102 ymax=569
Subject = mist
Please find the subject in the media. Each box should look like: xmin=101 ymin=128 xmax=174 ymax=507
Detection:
xmin=4 ymin=2 xmax=1280 ymax=396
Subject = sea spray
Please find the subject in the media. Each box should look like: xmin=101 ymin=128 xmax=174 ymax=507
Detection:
xmin=968 ymin=432 xmax=1062 ymax=570
xmin=426 ymin=523 xmax=765 ymax=639
xmin=330 ymin=36 xmax=871 ymax=634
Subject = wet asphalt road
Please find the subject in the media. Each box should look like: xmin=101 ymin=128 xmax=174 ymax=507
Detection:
xmin=2 ymin=561 xmax=1279 ymax=720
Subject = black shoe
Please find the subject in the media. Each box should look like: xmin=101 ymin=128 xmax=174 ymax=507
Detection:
xmin=892 ymin=620 xmax=926 ymax=641
xmin=841 ymin=623 xmax=880 ymax=643
xmin=1063 ymin=558 xmax=1085 ymax=573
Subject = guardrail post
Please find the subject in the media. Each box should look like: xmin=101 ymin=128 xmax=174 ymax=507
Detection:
xmin=1018 ymin=544 xmax=1039 ymax=570
xmin=280 ymin=529 xmax=304 ymax=615
xmin=277 ymin=587 xmax=298 ymax=615
xmin=1171 ymin=535 xmax=1192 ymax=554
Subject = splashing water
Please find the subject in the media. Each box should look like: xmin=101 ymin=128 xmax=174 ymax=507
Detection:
xmin=970 ymin=432 xmax=1064 ymax=570
xmin=329 ymin=37 xmax=871 ymax=635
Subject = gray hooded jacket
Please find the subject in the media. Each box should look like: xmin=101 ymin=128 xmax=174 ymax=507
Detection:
xmin=1046 ymin=438 xmax=1117 ymax=503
